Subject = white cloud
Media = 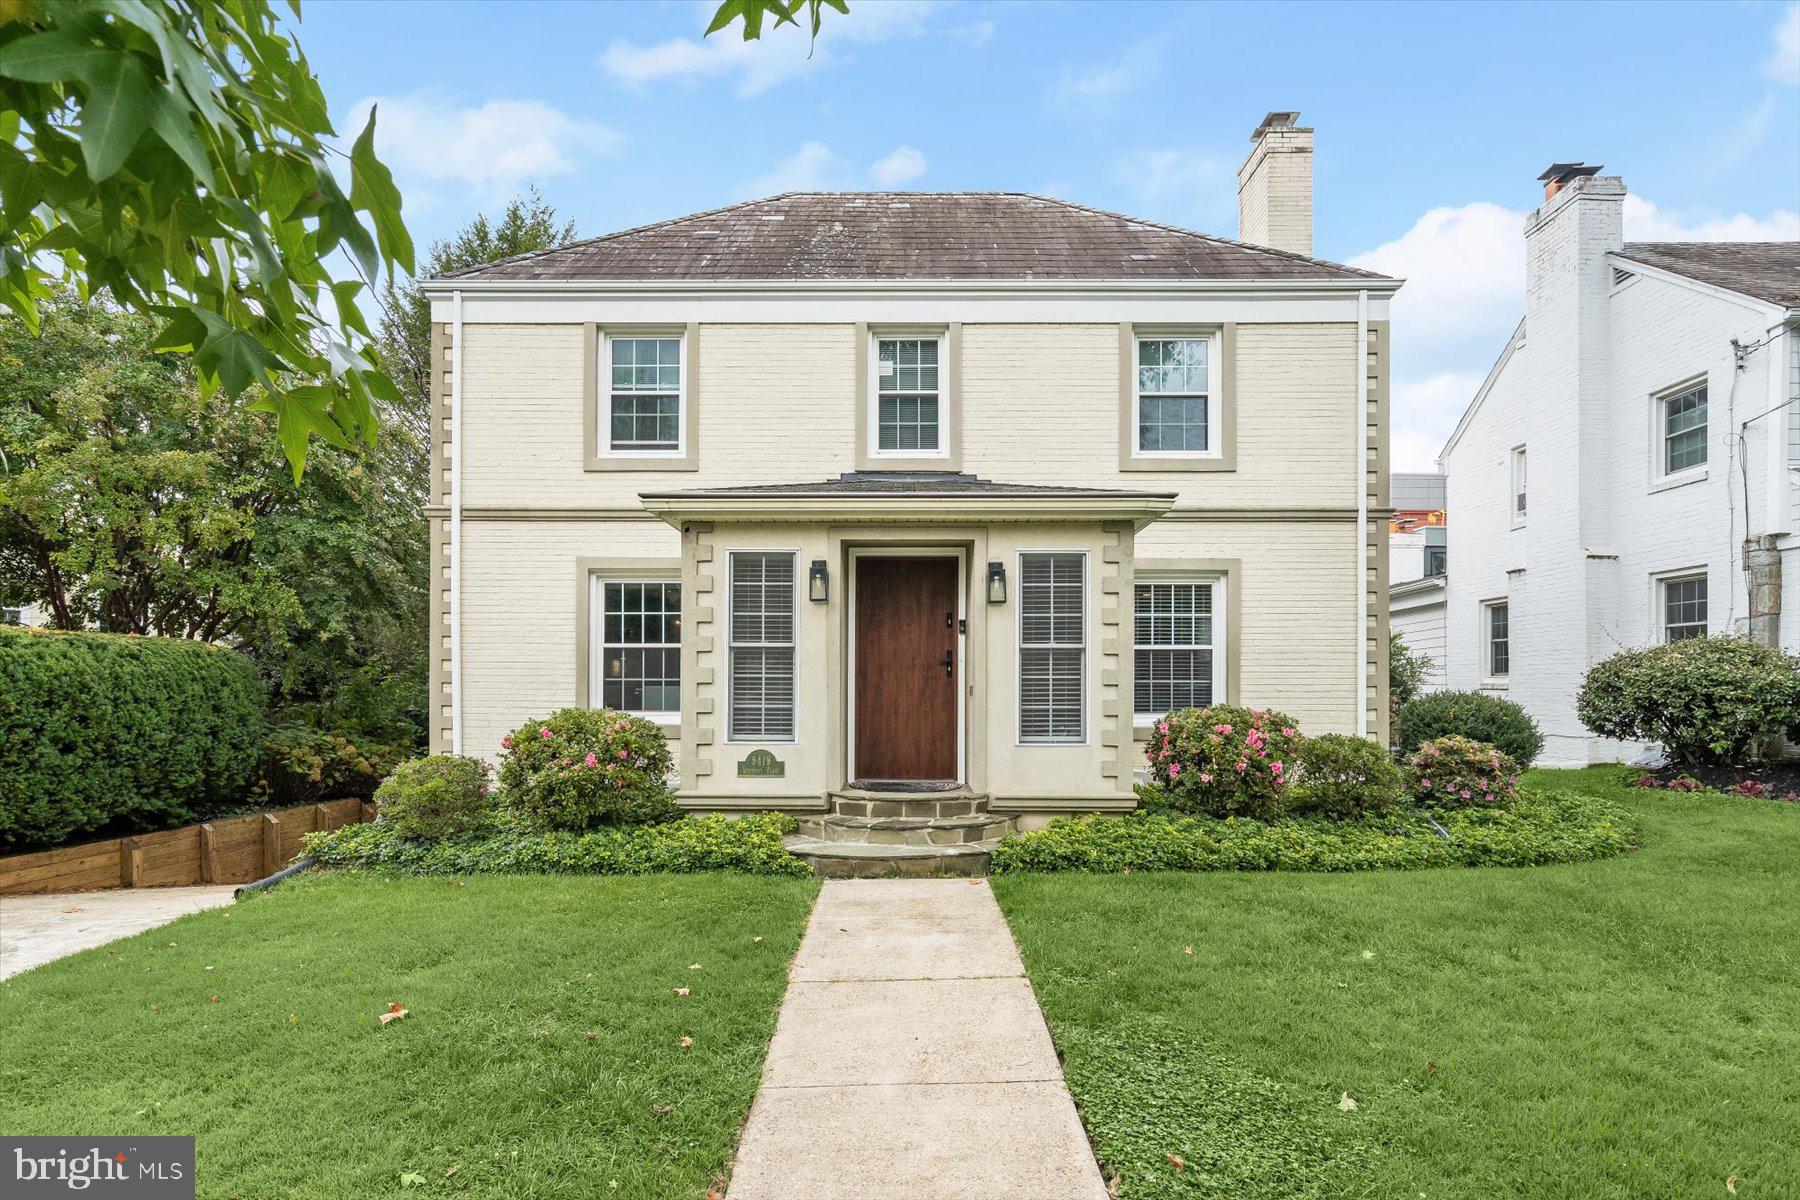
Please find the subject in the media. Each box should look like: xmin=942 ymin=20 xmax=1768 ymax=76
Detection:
xmin=870 ymin=145 xmax=927 ymax=187
xmin=347 ymin=93 xmax=619 ymax=201
xmin=1111 ymin=148 xmax=1234 ymax=228
xmin=601 ymin=1 xmax=950 ymax=99
xmin=1051 ymin=41 xmax=1161 ymax=112
xmin=1623 ymin=194 xmax=1800 ymax=242
xmin=1765 ymin=2 xmax=1800 ymax=86
xmin=1389 ymin=374 xmax=1489 ymax=470
xmin=744 ymin=141 xmax=848 ymax=195
xmin=950 ymin=19 xmax=997 ymax=48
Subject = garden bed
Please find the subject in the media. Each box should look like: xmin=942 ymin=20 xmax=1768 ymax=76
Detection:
xmin=1636 ymin=762 xmax=1800 ymax=799
xmin=990 ymin=788 xmax=1634 ymax=874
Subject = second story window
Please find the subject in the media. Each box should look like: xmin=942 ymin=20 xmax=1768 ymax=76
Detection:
xmin=1510 ymin=446 xmax=1527 ymax=526
xmin=1423 ymin=528 xmax=1447 ymax=577
xmin=609 ymin=336 xmax=683 ymax=453
xmin=1136 ymin=336 xmax=1216 ymax=455
xmin=875 ymin=337 xmax=942 ymax=454
xmin=1660 ymin=382 xmax=1708 ymax=477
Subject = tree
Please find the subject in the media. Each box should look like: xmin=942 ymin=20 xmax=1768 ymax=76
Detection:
xmin=0 ymin=0 xmax=828 ymax=479
xmin=1389 ymin=631 xmax=1434 ymax=709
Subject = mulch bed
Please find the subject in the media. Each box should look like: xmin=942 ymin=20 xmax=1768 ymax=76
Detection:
xmin=1637 ymin=763 xmax=1800 ymax=800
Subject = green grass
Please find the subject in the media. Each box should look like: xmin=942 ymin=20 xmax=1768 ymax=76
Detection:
xmin=0 ymin=872 xmax=819 ymax=1199
xmin=991 ymin=767 xmax=1800 ymax=1199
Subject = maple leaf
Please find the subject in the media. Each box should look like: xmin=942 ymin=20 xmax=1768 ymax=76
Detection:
xmin=675 ymin=987 xmax=690 ymax=997
xmin=1727 ymin=1176 xmax=1739 ymax=1195
xmin=653 ymin=1104 xmax=675 ymax=1118
xmin=208 ymin=995 xmax=219 ymax=1004
xmin=689 ymin=963 xmax=702 ymax=970
xmin=1183 ymin=945 xmax=1193 ymax=956
xmin=1165 ymin=1153 xmax=1186 ymax=1171
xmin=1337 ymin=1092 xmax=1358 ymax=1112
xmin=584 ymin=1031 xmax=599 ymax=1040
xmin=752 ymin=936 xmax=764 ymax=943
xmin=444 ymin=1165 xmax=460 ymax=1179
xmin=379 ymin=1003 xmax=409 ymax=1026
xmin=679 ymin=1036 xmax=694 ymax=1048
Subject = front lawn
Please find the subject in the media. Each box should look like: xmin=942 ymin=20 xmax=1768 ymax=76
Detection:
xmin=0 ymin=872 xmax=818 ymax=1199
xmin=991 ymin=767 xmax=1800 ymax=1199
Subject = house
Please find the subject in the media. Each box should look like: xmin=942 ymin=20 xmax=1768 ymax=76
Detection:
xmin=1440 ymin=163 xmax=1800 ymax=766
xmin=417 ymin=112 xmax=1399 ymax=866
xmin=1388 ymin=471 xmax=1447 ymax=692
xmin=0 ymin=603 xmax=41 ymax=627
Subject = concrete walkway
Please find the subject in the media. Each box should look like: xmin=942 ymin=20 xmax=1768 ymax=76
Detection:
xmin=0 ymin=886 xmax=239 ymax=979
xmin=727 ymin=879 xmax=1107 ymax=1200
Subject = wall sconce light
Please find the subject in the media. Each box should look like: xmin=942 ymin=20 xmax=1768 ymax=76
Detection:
xmin=986 ymin=561 xmax=1007 ymax=604
xmin=808 ymin=559 xmax=829 ymax=603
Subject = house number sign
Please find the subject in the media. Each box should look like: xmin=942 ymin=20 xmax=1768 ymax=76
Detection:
xmin=737 ymin=749 xmax=786 ymax=778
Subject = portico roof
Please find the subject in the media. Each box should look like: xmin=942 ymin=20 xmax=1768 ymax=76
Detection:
xmin=639 ymin=471 xmax=1177 ymax=528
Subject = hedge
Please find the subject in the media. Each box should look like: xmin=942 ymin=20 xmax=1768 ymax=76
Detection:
xmin=303 ymin=812 xmax=810 ymax=877
xmin=989 ymin=789 xmax=1634 ymax=874
xmin=0 ymin=627 xmax=267 ymax=848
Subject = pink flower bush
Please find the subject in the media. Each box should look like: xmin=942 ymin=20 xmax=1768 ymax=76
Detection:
xmin=1145 ymin=704 xmax=1304 ymax=820
xmin=499 ymin=707 xmax=680 ymax=830
xmin=1403 ymin=735 xmax=1518 ymax=810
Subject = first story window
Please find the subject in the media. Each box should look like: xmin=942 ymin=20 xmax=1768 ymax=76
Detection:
xmin=1133 ymin=578 xmax=1220 ymax=717
xmin=1135 ymin=335 xmax=1215 ymax=455
xmin=1660 ymin=381 xmax=1707 ymax=476
xmin=729 ymin=552 xmax=796 ymax=741
xmin=1661 ymin=573 xmax=1707 ymax=642
xmin=1019 ymin=552 xmax=1086 ymax=743
xmin=594 ymin=580 xmax=681 ymax=720
xmin=0 ymin=606 xmax=20 ymax=626
xmin=1484 ymin=600 xmax=1510 ymax=678
xmin=874 ymin=336 xmax=942 ymax=453
xmin=608 ymin=335 xmax=682 ymax=452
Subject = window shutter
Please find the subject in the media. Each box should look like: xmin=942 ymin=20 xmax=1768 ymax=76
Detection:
xmin=729 ymin=553 xmax=796 ymax=740
xmin=1019 ymin=553 xmax=1085 ymax=742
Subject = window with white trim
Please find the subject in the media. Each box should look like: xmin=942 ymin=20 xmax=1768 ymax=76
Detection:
xmin=874 ymin=337 xmax=942 ymax=454
xmin=607 ymin=336 xmax=683 ymax=453
xmin=0 ymin=606 xmax=20 ymax=626
xmin=1019 ymin=552 xmax=1085 ymax=743
xmin=1484 ymin=601 xmax=1510 ymax=678
xmin=1135 ymin=335 xmax=1216 ymax=455
xmin=1661 ymin=573 xmax=1707 ymax=642
xmin=728 ymin=552 xmax=795 ymax=741
xmin=1510 ymin=446 xmax=1526 ymax=525
xmin=1659 ymin=382 xmax=1707 ymax=476
xmin=592 ymin=579 xmax=681 ymax=721
xmin=1133 ymin=578 xmax=1220 ymax=717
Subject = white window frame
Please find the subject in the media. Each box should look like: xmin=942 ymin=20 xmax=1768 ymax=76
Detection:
xmin=1131 ymin=573 xmax=1226 ymax=723
xmin=1481 ymin=599 xmax=1510 ymax=686
xmin=726 ymin=549 xmax=798 ymax=744
xmin=1655 ymin=569 xmax=1708 ymax=644
xmin=1652 ymin=377 xmax=1708 ymax=487
xmin=1510 ymin=445 xmax=1527 ymax=528
xmin=1132 ymin=332 xmax=1222 ymax=460
xmin=868 ymin=333 xmax=949 ymax=460
xmin=601 ymin=331 xmax=687 ymax=459
xmin=589 ymin=575 xmax=682 ymax=725
xmin=1016 ymin=550 xmax=1088 ymax=746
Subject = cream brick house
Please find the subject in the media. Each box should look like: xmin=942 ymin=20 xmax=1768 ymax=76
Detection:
xmin=420 ymin=112 xmax=1398 ymax=867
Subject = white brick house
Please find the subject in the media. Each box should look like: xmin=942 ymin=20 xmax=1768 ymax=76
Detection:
xmin=1440 ymin=165 xmax=1800 ymax=765
xmin=418 ymin=113 xmax=1399 ymax=866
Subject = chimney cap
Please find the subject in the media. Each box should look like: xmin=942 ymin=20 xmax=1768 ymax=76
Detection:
xmin=1537 ymin=162 xmax=1603 ymax=184
xmin=1252 ymin=110 xmax=1306 ymax=140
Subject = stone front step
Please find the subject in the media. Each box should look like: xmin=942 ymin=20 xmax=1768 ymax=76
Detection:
xmin=828 ymin=789 xmax=992 ymax=820
xmin=797 ymin=812 xmax=1015 ymax=847
xmin=783 ymin=836 xmax=1000 ymax=879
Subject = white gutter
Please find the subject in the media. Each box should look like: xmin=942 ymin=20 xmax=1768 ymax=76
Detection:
xmin=1355 ymin=289 xmax=1370 ymax=739
xmin=449 ymin=289 xmax=464 ymax=756
xmin=417 ymin=276 xmax=1404 ymax=299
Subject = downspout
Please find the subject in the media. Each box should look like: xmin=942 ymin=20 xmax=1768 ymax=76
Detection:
xmin=450 ymin=289 xmax=465 ymax=755
xmin=1356 ymin=289 xmax=1370 ymax=738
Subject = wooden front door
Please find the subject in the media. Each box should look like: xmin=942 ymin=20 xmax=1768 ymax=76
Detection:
xmin=855 ymin=556 xmax=958 ymax=781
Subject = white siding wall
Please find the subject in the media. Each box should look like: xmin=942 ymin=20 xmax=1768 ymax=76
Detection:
xmin=1389 ymin=590 xmax=1446 ymax=692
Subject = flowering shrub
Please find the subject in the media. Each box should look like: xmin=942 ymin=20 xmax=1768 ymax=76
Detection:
xmin=1403 ymin=735 xmax=1517 ymax=810
xmin=498 ymin=707 xmax=680 ymax=831
xmin=1287 ymin=733 xmax=1404 ymax=819
xmin=1146 ymin=705 xmax=1304 ymax=820
xmin=375 ymin=755 xmax=495 ymax=841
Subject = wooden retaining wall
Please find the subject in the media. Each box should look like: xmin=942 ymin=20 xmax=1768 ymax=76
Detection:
xmin=0 ymin=798 xmax=369 ymax=896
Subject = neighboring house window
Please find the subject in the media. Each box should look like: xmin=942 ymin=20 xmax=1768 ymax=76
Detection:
xmin=728 ymin=552 xmax=795 ymax=741
xmin=1661 ymin=573 xmax=1707 ymax=642
xmin=1423 ymin=528 xmax=1447 ymax=578
xmin=874 ymin=337 xmax=942 ymax=454
xmin=1510 ymin=446 xmax=1527 ymax=526
xmin=595 ymin=580 xmax=681 ymax=721
xmin=1136 ymin=336 xmax=1216 ymax=455
xmin=1484 ymin=601 xmax=1510 ymax=678
xmin=1132 ymin=579 xmax=1220 ymax=718
xmin=1019 ymin=552 xmax=1085 ymax=743
xmin=608 ymin=335 xmax=683 ymax=453
xmin=0 ymin=606 xmax=20 ymax=626
xmin=1659 ymin=382 xmax=1708 ymax=476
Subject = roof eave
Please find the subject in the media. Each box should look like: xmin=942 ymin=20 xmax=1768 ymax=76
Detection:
xmin=419 ymin=275 xmax=1402 ymax=297
xmin=637 ymin=492 xmax=1178 ymax=530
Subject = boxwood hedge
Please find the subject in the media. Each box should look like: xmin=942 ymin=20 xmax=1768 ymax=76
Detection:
xmin=0 ymin=627 xmax=267 ymax=848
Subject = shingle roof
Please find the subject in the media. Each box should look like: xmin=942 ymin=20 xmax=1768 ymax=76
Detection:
xmin=439 ymin=192 xmax=1388 ymax=284
xmin=1616 ymin=242 xmax=1800 ymax=308
xmin=639 ymin=471 xmax=1175 ymax=501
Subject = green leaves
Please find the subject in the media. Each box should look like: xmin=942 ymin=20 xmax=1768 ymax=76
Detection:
xmin=74 ymin=49 xmax=154 ymax=179
xmin=707 ymin=0 xmax=849 ymax=42
xmin=349 ymin=107 xmax=413 ymax=280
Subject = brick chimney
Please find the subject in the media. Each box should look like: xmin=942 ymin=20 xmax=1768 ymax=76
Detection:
xmin=1236 ymin=110 xmax=1313 ymax=258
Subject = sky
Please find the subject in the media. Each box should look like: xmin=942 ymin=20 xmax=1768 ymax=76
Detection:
xmin=298 ymin=0 xmax=1800 ymax=470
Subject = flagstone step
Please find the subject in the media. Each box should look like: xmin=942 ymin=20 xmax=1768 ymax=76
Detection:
xmin=827 ymin=789 xmax=993 ymax=820
xmin=797 ymin=812 xmax=1015 ymax=846
xmin=782 ymin=836 xmax=1001 ymax=879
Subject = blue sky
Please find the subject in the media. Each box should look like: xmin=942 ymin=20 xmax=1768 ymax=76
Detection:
xmin=299 ymin=0 xmax=1800 ymax=468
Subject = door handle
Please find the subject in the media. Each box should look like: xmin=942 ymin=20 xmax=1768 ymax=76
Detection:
xmin=939 ymin=651 xmax=954 ymax=678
